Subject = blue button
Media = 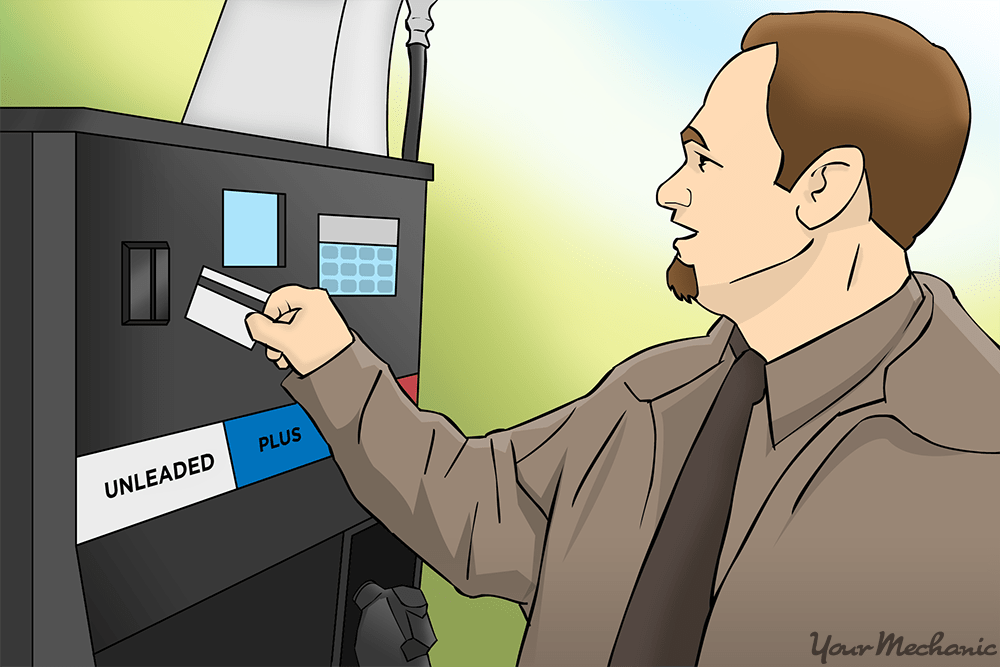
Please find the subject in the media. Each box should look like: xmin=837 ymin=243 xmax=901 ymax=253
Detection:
xmin=223 ymin=404 xmax=330 ymax=487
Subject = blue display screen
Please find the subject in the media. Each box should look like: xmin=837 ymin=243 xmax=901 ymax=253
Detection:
xmin=223 ymin=190 xmax=280 ymax=267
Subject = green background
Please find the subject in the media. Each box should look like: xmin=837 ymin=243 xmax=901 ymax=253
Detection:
xmin=2 ymin=2 xmax=995 ymax=666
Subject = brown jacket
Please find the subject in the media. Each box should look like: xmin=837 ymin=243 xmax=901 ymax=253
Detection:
xmin=284 ymin=272 xmax=1000 ymax=666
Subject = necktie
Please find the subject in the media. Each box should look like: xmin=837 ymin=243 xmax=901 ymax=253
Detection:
xmin=610 ymin=344 xmax=767 ymax=667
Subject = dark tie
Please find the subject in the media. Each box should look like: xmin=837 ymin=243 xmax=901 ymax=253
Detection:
xmin=610 ymin=342 xmax=767 ymax=667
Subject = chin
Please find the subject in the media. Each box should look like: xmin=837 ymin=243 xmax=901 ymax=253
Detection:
xmin=690 ymin=282 xmax=728 ymax=316
xmin=699 ymin=275 xmax=783 ymax=322
xmin=691 ymin=264 xmax=746 ymax=309
xmin=673 ymin=242 xmax=696 ymax=264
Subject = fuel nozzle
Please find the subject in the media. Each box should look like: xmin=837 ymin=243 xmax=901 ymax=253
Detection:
xmin=354 ymin=581 xmax=437 ymax=666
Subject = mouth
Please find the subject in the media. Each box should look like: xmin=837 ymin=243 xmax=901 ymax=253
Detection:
xmin=673 ymin=231 xmax=698 ymax=254
xmin=670 ymin=213 xmax=699 ymax=236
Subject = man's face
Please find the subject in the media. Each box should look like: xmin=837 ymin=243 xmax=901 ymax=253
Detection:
xmin=659 ymin=45 xmax=812 ymax=315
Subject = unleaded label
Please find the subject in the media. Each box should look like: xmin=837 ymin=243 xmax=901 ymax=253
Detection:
xmin=77 ymin=379 xmax=414 ymax=544
xmin=76 ymin=423 xmax=237 ymax=543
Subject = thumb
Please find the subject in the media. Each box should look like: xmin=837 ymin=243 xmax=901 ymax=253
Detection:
xmin=245 ymin=312 xmax=291 ymax=351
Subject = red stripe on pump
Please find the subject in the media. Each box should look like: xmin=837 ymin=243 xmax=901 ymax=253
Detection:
xmin=396 ymin=374 xmax=418 ymax=404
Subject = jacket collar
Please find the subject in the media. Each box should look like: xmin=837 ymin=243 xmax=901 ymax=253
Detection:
xmin=626 ymin=316 xmax=735 ymax=402
xmin=729 ymin=275 xmax=925 ymax=446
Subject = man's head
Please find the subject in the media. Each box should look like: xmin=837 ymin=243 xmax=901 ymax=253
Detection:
xmin=662 ymin=12 xmax=970 ymax=313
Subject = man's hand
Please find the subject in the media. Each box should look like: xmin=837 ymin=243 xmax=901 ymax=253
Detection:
xmin=245 ymin=285 xmax=353 ymax=376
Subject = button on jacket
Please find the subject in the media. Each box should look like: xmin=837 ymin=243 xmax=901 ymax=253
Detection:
xmin=283 ymin=272 xmax=999 ymax=666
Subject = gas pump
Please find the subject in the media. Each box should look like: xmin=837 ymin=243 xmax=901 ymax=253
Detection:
xmin=1 ymin=1 xmax=438 ymax=664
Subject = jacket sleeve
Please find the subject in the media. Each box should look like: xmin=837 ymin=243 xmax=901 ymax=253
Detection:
xmin=281 ymin=332 xmax=625 ymax=605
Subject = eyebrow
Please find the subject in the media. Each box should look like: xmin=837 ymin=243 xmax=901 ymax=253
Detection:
xmin=680 ymin=126 xmax=709 ymax=151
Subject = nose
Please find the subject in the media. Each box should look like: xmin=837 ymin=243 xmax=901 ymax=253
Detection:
xmin=657 ymin=168 xmax=691 ymax=209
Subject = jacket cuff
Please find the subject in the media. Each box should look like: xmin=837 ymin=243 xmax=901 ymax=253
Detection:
xmin=281 ymin=331 xmax=385 ymax=432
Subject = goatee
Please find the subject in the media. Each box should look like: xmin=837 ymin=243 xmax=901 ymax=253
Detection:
xmin=667 ymin=255 xmax=699 ymax=303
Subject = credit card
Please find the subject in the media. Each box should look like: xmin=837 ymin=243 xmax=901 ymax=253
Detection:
xmin=185 ymin=267 xmax=271 ymax=348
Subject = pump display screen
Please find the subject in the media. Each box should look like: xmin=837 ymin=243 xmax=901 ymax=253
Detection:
xmin=223 ymin=190 xmax=286 ymax=267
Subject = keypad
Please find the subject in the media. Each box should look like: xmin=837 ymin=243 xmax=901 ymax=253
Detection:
xmin=319 ymin=243 xmax=396 ymax=295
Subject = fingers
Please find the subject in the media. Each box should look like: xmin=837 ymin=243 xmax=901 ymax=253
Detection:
xmin=263 ymin=285 xmax=311 ymax=320
xmin=262 ymin=299 xmax=286 ymax=320
xmin=265 ymin=346 xmax=289 ymax=369
xmin=253 ymin=293 xmax=304 ymax=371
xmin=246 ymin=311 xmax=290 ymax=351
xmin=252 ymin=285 xmax=339 ymax=374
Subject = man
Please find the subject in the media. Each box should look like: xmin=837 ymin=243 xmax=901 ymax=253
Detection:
xmin=246 ymin=11 xmax=999 ymax=666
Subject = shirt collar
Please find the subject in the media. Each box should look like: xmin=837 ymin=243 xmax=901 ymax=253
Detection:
xmin=726 ymin=274 xmax=924 ymax=446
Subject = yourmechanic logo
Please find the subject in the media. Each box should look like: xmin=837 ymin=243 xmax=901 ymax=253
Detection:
xmin=810 ymin=632 xmax=998 ymax=663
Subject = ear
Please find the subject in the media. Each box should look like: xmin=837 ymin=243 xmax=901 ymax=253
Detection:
xmin=793 ymin=146 xmax=866 ymax=230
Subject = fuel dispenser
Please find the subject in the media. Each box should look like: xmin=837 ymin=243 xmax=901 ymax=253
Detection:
xmin=1 ymin=103 xmax=432 ymax=665
xmin=0 ymin=0 xmax=434 ymax=665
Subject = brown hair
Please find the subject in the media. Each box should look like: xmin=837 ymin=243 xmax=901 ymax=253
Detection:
xmin=744 ymin=11 xmax=970 ymax=249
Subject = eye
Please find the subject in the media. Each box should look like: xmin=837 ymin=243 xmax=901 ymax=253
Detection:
xmin=696 ymin=153 xmax=722 ymax=172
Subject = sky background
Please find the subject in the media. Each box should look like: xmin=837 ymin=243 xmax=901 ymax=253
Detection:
xmin=2 ymin=1 xmax=997 ymax=665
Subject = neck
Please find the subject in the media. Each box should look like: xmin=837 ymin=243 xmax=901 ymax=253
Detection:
xmin=732 ymin=222 xmax=910 ymax=361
